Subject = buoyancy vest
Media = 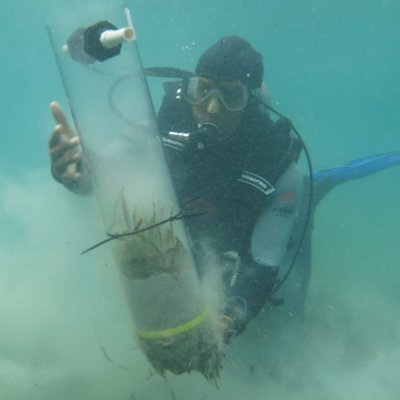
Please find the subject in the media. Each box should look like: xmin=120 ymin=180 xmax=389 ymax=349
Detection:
xmin=157 ymin=85 xmax=300 ymax=262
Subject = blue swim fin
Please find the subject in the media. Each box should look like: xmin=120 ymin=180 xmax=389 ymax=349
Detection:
xmin=313 ymin=151 xmax=400 ymax=206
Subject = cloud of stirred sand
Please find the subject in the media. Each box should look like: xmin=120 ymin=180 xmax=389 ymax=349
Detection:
xmin=1 ymin=168 xmax=400 ymax=400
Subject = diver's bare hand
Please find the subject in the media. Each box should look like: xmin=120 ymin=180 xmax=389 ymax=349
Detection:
xmin=49 ymin=101 xmax=82 ymax=184
xmin=219 ymin=314 xmax=236 ymax=344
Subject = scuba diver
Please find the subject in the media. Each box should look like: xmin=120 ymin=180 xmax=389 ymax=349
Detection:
xmin=48 ymin=35 xmax=400 ymax=343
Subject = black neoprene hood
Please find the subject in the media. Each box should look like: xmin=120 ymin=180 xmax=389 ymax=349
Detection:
xmin=195 ymin=36 xmax=264 ymax=89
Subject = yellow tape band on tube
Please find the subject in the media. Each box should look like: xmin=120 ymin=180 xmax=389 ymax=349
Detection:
xmin=135 ymin=309 xmax=209 ymax=339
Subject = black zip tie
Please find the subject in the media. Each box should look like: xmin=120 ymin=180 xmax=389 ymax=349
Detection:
xmin=81 ymin=210 xmax=203 ymax=255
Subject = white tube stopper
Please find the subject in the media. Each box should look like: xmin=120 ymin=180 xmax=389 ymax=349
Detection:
xmin=100 ymin=27 xmax=135 ymax=49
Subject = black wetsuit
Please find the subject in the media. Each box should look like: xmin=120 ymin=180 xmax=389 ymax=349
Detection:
xmin=157 ymin=87 xmax=302 ymax=335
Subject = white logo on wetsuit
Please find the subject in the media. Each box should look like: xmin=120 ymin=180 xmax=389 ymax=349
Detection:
xmin=237 ymin=170 xmax=275 ymax=196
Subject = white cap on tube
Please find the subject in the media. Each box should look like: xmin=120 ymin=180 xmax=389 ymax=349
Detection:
xmin=100 ymin=27 xmax=135 ymax=49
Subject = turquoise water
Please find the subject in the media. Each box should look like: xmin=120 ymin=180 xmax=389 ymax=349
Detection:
xmin=1 ymin=0 xmax=400 ymax=399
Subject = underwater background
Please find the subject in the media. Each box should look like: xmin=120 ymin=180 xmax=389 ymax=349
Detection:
xmin=1 ymin=0 xmax=400 ymax=399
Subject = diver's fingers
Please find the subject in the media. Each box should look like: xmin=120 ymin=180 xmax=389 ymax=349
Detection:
xmin=218 ymin=315 xmax=235 ymax=344
xmin=51 ymin=149 xmax=82 ymax=183
xmin=49 ymin=101 xmax=73 ymax=134
xmin=52 ymin=148 xmax=82 ymax=170
xmin=59 ymin=168 xmax=82 ymax=184
xmin=48 ymin=101 xmax=83 ymax=185
xmin=49 ymin=130 xmax=80 ymax=160
xmin=49 ymin=120 xmax=79 ymax=149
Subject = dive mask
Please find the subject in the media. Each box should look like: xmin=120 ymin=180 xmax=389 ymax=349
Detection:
xmin=181 ymin=75 xmax=249 ymax=112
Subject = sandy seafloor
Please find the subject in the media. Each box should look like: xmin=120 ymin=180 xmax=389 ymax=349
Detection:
xmin=1 ymin=0 xmax=400 ymax=399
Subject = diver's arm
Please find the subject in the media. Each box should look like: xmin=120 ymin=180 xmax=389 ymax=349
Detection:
xmin=222 ymin=163 xmax=304 ymax=340
xmin=49 ymin=102 xmax=93 ymax=195
xmin=221 ymin=257 xmax=278 ymax=340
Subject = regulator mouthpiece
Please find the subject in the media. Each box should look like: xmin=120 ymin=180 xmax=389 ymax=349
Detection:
xmin=197 ymin=122 xmax=221 ymax=136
